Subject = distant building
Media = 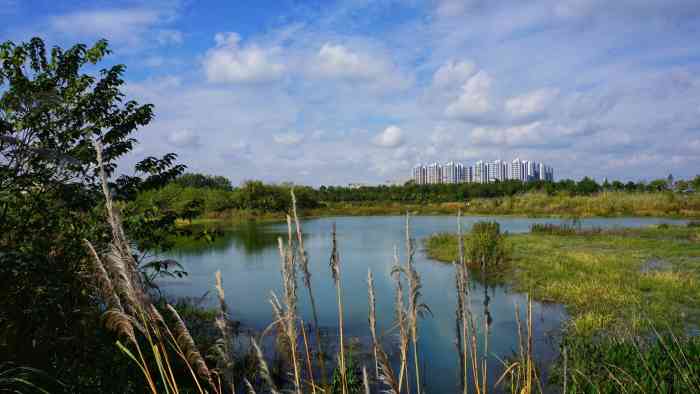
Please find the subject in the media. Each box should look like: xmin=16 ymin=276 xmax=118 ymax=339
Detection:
xmin=411 ymin=158 xmax=555 ymax=185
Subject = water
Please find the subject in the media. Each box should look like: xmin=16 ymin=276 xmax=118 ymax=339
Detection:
xmin=159 ymin=216 xmax=687 ymax=392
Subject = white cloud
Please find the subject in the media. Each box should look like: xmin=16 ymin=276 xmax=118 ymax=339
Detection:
xmin=433 ymin=60 xmax=476 ymax=87
xmin=203 ymin=32 xmax=286 ymax=83
xmin=167 ymin=129 xmax=201 ymax=148
xmin=314 ymin=43 xmax=383 ymax=79
xmin=506 ymin=88 xmax=559 ymax=117
xmin=445 ymin=71 xmax=493 ymax=120
xmin=273 ymin=132 xmax=304 ymax=145
xmin=49 ymin=9 xmax=161 ymax=43
xmin=309 ymin=43 xmax=412 ymax=90
xmin=372 ymin=125 xmax=404 ymax=148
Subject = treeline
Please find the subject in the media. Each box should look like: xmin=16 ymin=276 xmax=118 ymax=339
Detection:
xmin=317 ymin=176 xmax=699 ymax=203
xmin=136 ymin=173 xmax=700 ymax=220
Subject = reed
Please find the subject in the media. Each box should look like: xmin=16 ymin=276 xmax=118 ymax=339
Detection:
xmin=274 ymin=225 xmax=302 ymax=394
xmin=329 ymin=222 xmax=348 ymax=394
xmin=88 ymin=139 xmax=217 ymax=394
xmin=291 ymin=190 xmax=327 ymax=385
xmin=212 ymin=270 xmax=235 ymax=392
xmin=393 ymin=245 xmax=411 ymax=394
xmin=495 ymin=298 xmax=542 ymax=394
xmin=367 ymin=269 xmax=379 ymax=379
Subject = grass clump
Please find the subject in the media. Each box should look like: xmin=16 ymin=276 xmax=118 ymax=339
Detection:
xmin=552 ymin=334 xmax=700 ymax=393
xmin=468 ymin=221 xmax=510 ymax=270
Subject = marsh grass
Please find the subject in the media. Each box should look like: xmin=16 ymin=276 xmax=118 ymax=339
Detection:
xmin=87 ymin=141 xmax=700 ymax=393
xmin=426 ymin=225 xmax=700 ymax=337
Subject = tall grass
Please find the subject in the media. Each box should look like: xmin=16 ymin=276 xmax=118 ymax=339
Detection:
xmin=86 ymin=142 xmax=699 ymax=393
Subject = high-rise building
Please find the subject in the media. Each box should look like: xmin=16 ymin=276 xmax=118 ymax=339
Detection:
xmin=427 ymin=162 xmax=442 ymax=184
xmin=474 ymin=160 xmax=487 ymax=183
xmin=410 ymin=159 xmax=553 ymax=185
xmin=511 ymin=159 xmax=524 ymax=181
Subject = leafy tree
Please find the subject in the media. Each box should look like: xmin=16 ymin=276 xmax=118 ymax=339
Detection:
xmin=0 ymin=37 xmax=183 ymax=392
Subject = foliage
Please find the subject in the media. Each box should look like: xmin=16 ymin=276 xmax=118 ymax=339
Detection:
xmin=173 ymin=172 xmax=232 ymax=190
xmin=467 ymin=221 xmax=509 ymax=269
xmin=330 ymin=350 xmax=364 ymax=394
xmin=0 ymin=37 xmax=184 ymax=392
xmin=552 ymin=334 xmax=700 ymax=393
xmin=425 ymin=225 xmax=700 ymax=336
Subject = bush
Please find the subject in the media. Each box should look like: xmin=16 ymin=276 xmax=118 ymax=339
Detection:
xmin=468 ymin=221 xmax=509 ymax=268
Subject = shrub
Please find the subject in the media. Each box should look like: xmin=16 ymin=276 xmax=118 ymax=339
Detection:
xmin=468 ymin=221 xmax=509 ymax=268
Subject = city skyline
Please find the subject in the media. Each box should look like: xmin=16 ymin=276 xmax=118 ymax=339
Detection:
xmin=412 ymin=158 xmax=554 ymax=185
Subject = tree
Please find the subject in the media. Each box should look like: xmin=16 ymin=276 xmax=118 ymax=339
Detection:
xmin=0 ymin=37 xmax=184 ymax=392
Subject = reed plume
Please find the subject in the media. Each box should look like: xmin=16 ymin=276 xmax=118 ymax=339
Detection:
xmin=275 ymin=227 xmax=301 ymax=393
xmin=367 ymin=269 xmax=379 ymax=379
xmin=329 ymin=222 xmax=348 ymax=394
xmin=166 ymin=304 xmax=213 ymax=384
xmin=252 ymin=339 xmax=281 ymax=394
xmin=403 ymin=213 xmax=430 ymax=394
xmin=291 ymin=189 xmax=326 ymax=384
xmin=393 ymin=245 xmax=410 ymax=394
xmin=213 ymin=270 xmax=235 ymax=393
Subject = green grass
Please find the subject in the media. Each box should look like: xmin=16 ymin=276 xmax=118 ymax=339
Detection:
xmin=425 ymin=225 xmax=700 ymax=337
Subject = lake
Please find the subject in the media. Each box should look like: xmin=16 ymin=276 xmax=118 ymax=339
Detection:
xmin=160 ymin=215 xmax=688 ymax=392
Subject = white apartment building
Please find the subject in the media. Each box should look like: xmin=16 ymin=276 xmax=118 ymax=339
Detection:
xmin=412 ymin=159 xmax=554 ymax=185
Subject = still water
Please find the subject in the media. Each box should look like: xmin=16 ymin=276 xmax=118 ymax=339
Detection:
xmin=160 ymin=216 xmax=687 ymax=392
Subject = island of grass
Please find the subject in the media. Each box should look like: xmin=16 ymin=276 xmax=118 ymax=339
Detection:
xmin=425 ymin=223 xmax=700 ymax=336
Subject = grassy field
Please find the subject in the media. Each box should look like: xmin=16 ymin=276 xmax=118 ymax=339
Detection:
xmin=425 ymin=224 xmax=700 ymax=336
xmin=188 ymin=192 xmax=700 ymax=226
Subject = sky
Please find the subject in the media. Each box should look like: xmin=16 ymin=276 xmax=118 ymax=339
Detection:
xmin=2 ymin=0 xmax=700 ymax=185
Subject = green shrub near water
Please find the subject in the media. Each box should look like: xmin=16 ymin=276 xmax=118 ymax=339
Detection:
xmin=468 ymin=221 xmax=509 ymax=269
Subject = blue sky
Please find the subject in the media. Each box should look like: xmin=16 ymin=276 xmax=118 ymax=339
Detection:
xmin=2 ymin=0 xmax=700 ymax=185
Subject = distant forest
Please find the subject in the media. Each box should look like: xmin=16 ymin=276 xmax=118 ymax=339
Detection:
xmin=131 ymin=172 xmax=700 ymax=218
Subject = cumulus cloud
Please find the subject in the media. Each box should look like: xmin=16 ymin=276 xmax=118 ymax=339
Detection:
xmin=167 ymin=129 xmax=201 ymax=148
xmin=445 ymin=71 xmax=493 ymax=120
xmin=309 ymin=43 xmax=412 ymax=90
xmin=505 ymin=88 xmax=559 ymax=118
xmin=203 ymin=32 xmax=286 ymax=83
xmin=314 ymin=43 xmax=383 ymax=79
xmin=433 ymin=60 xmax=476 ymax=87
xmin=273 ymin=132 xmax=304 ymax=145
xmin=372 ymin=125 xmax=404 ymax=148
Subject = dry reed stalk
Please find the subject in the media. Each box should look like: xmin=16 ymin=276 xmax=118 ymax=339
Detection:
xmin=367 ymin=269 xmax=379 ymax=379
xmin=404 ymin=213 xmax=429 ymax=394
xmin=393 ymin=245 xmax=411 ymax=394
xmin=93 ymin=140 xmax=145 ymax=297
xmin=329 ymin=222 xmax=348 ymax=394
xmin=363 ymin=366 xmax=370 ymax=394
xmin=376 ymin=345 xmax=399 ymax=394
xmin=300 ymin=321 xmax=317 ymax=394
xmin=291 ymin=190 xmax=327 ymax=384
xmin=214 ymin=270 xmax=235 ymax=393
xmin=368 ymin=268 xmax=400 ymax=394
xmin=276 ymin=232 xmax=302 ymax=394
xmin=252 ymin=339 xmax=281 ymax=394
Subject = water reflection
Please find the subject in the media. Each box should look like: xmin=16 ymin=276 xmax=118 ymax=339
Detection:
xmin=173 ymin=221 xmax=298 ymax=256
